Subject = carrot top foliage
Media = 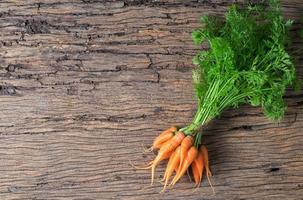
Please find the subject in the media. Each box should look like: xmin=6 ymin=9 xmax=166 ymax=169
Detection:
xmin=181 ymin=0 xmax=297 ymax=139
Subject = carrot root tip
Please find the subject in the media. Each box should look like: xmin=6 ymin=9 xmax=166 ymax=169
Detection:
xmin=141 ymin=144 xmax=153 ymax=153
xmin=129 ymin=160 xmax=153 ymax=169
xmin=151 ymin=165 xmax=156 ymax=185
xmin=206 ymin=173 xmax=215 ymax=194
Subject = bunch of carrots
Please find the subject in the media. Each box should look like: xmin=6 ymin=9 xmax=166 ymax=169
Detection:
xmin=134 ymin=126 xmax=213 ymax=192
xmin=133 ymin=0 xmax=298 ymax=193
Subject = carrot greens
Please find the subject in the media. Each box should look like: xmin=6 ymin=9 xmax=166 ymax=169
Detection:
xmin=181 ymin=0 xmax=297 ymax=138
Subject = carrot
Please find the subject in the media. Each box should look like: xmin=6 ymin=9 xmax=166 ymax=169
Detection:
xmin=156 ymin=135 xmax=175 ymax=151
xmin=161 ymin=146 xmax=181 ymax=192
xmin=167 ymin=126 xmax=177 ymax=132
xmin=191 ymin=161 xmax=200 ymax=186
xmin=192 ymin=151 xmax=204 ymax=186
xmin=196 ymin=151 xmax=204 ymax=180
xmin=200 ymin=146 xmax=211 ymax=176
xmin=170 ymin=146 xmax=198 ymax=186
xmin=158 ymin=131 xmax=185 ymax=155
xmin=161 ymin=126 xmax=177 ymax=138
xmin=178 ymin=136 xmax=194 ymax=172
xmin=143 ymin=127 xmax=176 ymax=152
xmin=150 ymin=131 xmax=185 ymax=185
xmin=161 ymin=148 xmax=177 ymax=182
xmin=153 ymin=131 xmax=174 ymax=149
xmin=200 ymin=145 xmax=214 ymax=193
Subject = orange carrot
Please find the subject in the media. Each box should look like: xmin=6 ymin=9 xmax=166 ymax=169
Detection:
xmin=178 ymin=136 xmax=194 ymax=172
xmin=200 ymin=145 xmax=214 ymax=193
xmin=200 ymin=146 xmax=211 ymax=177
xmin=156 ymin=135 xmax=175 ymax=151
xmin=146 ymin=126 xmax=176 ymax=151
xmin=191 ymin=161 xmax=200 ymax=186
xmin=171 ymin=146 xmax=198 ymax=186
xmin=153 ymin=131 xmax=174 ymax=149
xmin=150 ymin=131 xmax=185 ymax=185
xmin=167 ymin=126 xmax=177 ymax=132
xmin=192 ymin=151 xmax=204 ymax=186
xmin=161 ymin=148 xmax=177 ymax=182
xmin=196 ymin=151 xmax=204 ymax=181
xmin=161 ymin=146 xmax=181 ymax=192
xmin=160 ymin=126 xmax=177 ymax=137
xmin=158 ymin=131 xmax=185 ymax=155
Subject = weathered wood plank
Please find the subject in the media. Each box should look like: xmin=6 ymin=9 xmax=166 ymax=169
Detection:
xmin=0 ymin=0 xmax=302 ymax=200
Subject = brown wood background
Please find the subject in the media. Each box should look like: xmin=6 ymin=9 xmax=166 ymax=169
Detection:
xmin=0 ymin=0 xmax=302 ymax=199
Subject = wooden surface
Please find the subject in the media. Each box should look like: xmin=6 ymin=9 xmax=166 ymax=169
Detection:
xmin=0 ymin=0 xmax=302 ymax=199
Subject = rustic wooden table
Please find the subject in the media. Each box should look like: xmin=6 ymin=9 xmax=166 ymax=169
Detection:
xmin=0 ymin=0 xmax=302 ymax=199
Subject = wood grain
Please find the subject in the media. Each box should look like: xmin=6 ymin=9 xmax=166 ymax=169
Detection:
xmin=0 ymin=0 xmax=302 ymax=199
